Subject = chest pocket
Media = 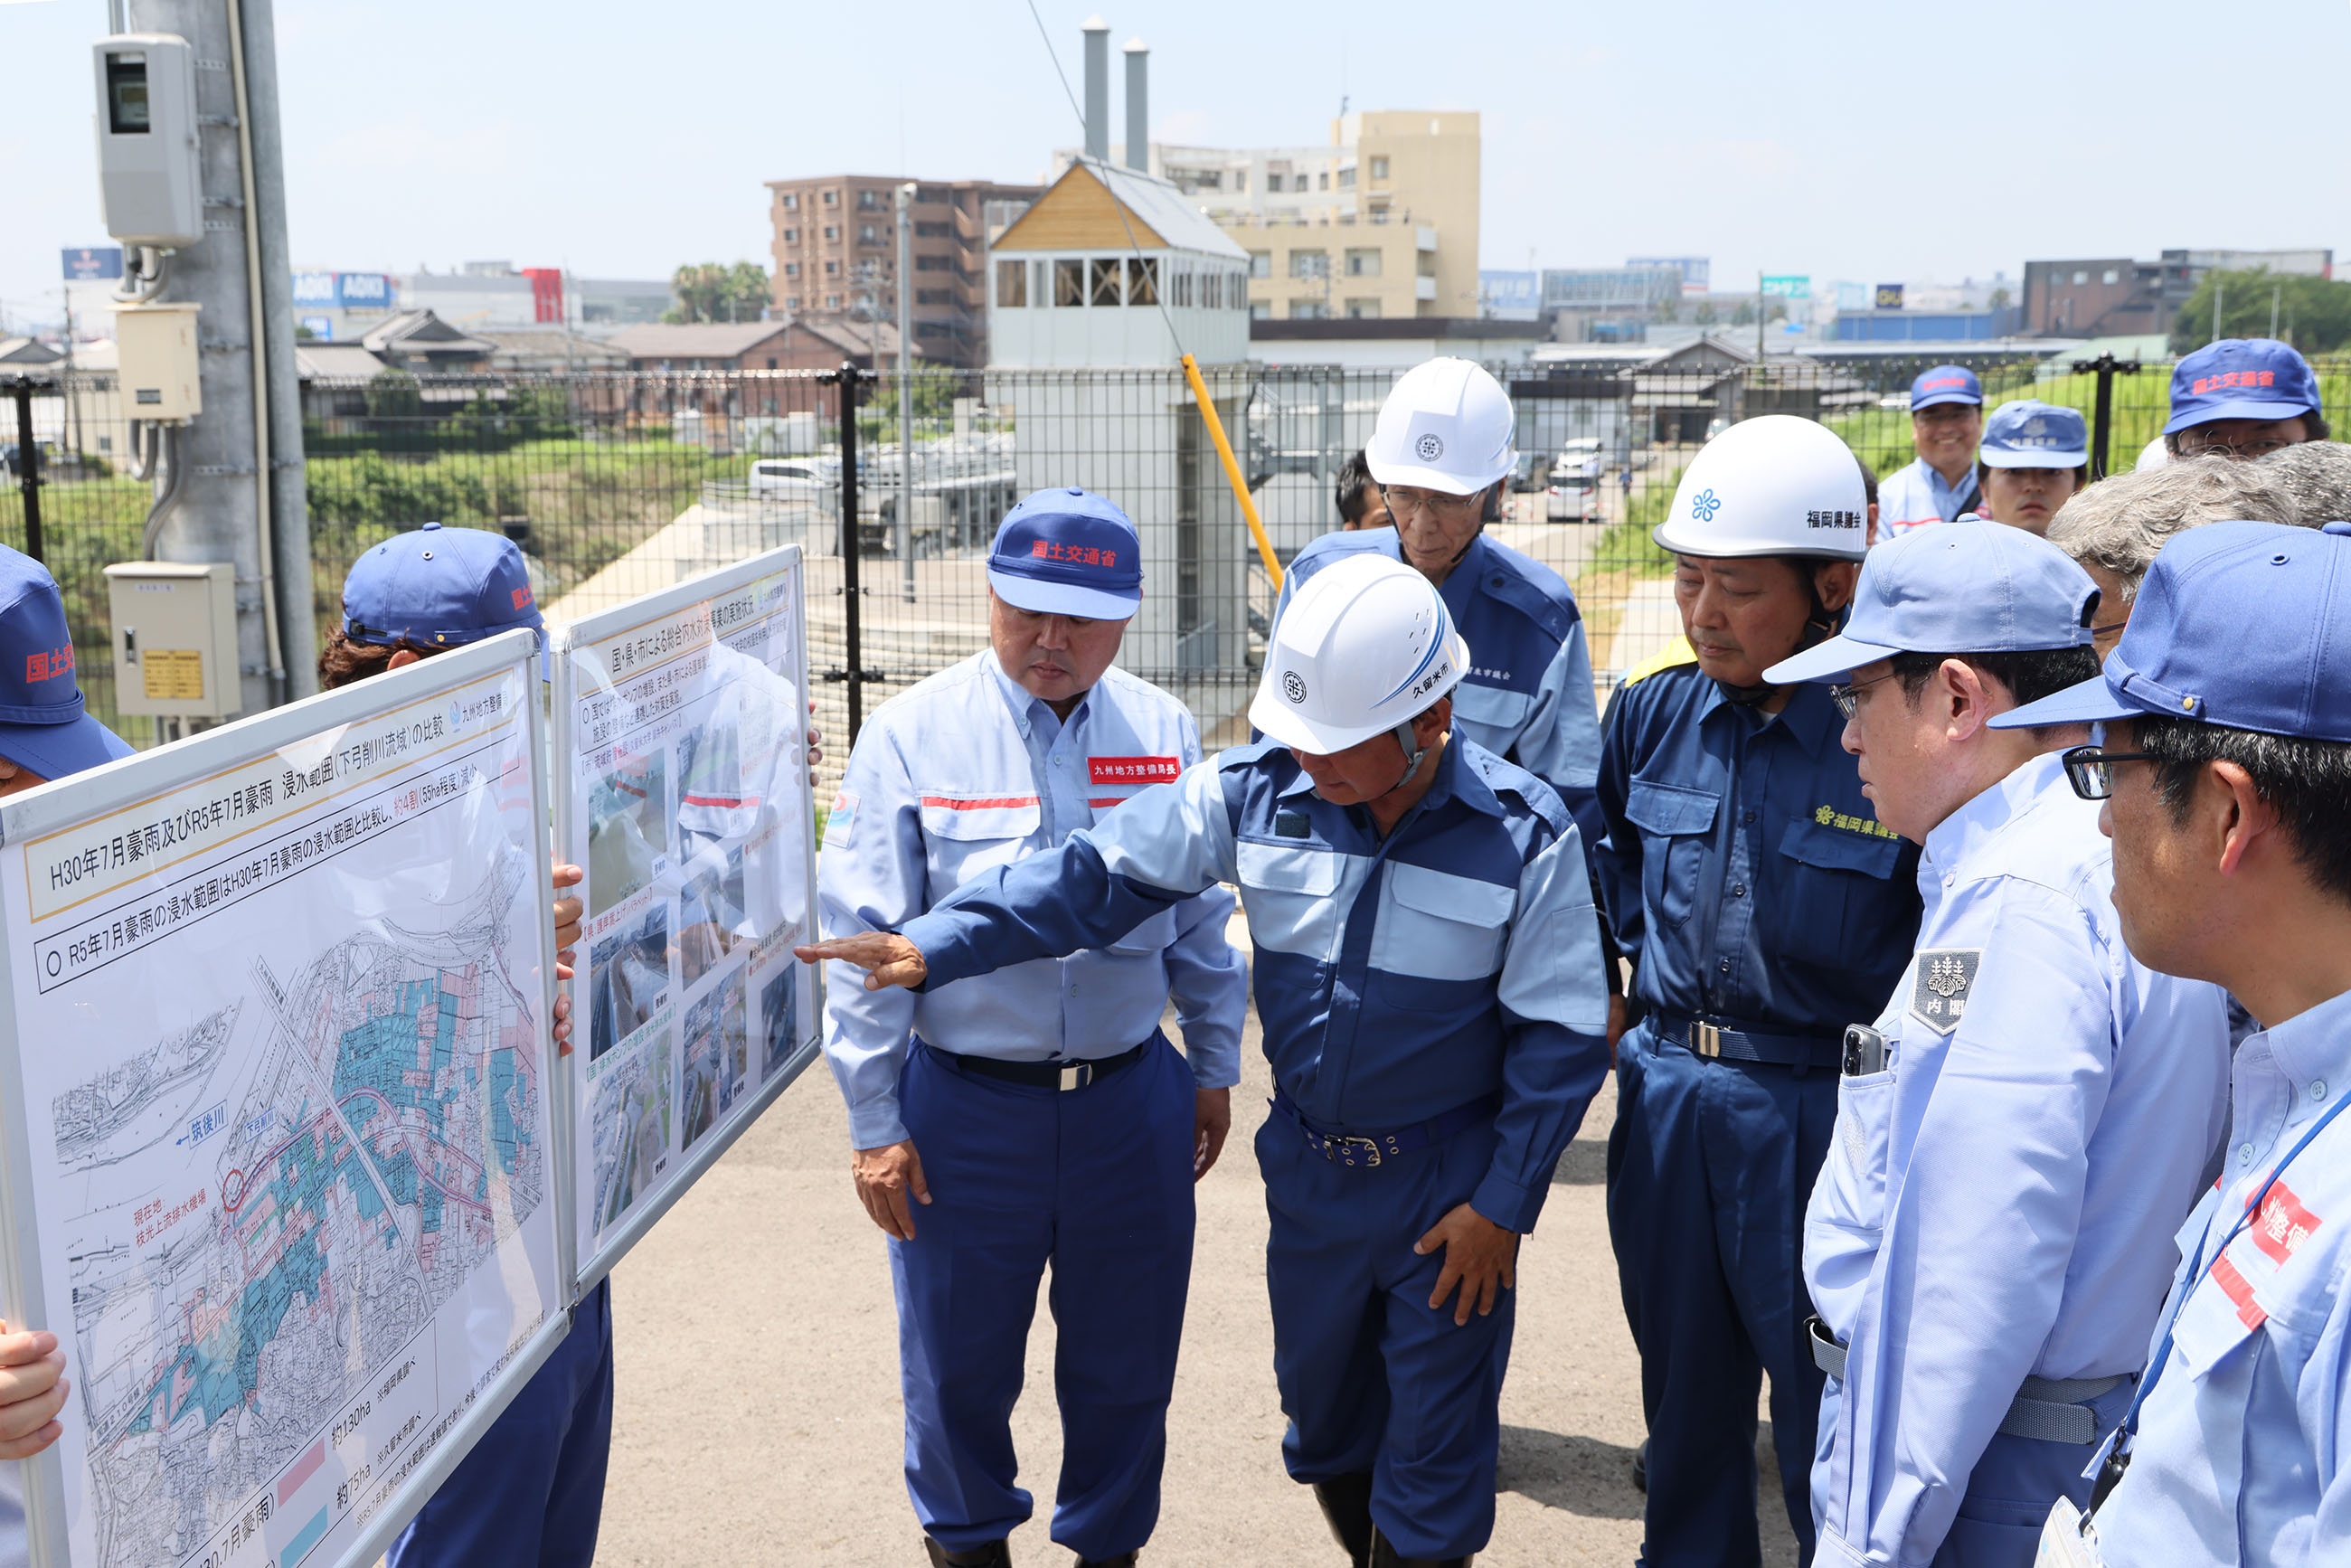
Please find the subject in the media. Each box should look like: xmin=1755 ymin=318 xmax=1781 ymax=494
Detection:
xmin=1777 ymin=816 xmax=1906 ymax=967
xmin=1236 ymin=839 xmax=1346 ymax=963
xmin=1373 ymin=861 xmax=1515 ymax=984
xmin=919 ymin=797 xmax=1042 ymax=903
xmin=1624 ymin=779 xmax=1719 ymax=930
xmin=1450 ymin=682 xmax=1533 ymax=752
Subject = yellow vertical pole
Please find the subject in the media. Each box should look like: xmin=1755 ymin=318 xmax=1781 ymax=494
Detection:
xmin=1181 ymin=353 xmax=1283 ymax=590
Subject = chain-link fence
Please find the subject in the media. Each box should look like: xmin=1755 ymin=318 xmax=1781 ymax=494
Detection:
xmin=7 ymin=352 xmax=2349 ymax=783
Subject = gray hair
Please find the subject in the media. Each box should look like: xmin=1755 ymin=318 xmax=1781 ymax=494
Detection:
xmin=2252 ymin=440 xmax=2351 ymax=530
xmin=2045 ymin=453 xmax=2299 ymax=601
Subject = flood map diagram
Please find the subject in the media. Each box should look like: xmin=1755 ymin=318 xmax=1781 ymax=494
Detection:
xmin=52 ymin=855 xmax=544 ymax=1567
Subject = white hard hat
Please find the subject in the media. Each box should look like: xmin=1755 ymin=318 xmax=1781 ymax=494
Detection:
xmin=1251 ymin=554 xmax=1468 ymax=754
xmin=1364 ymin=357 xmax=1516 ymax=496
xmin=1651 ymin=415 xmax=1868 ymax=562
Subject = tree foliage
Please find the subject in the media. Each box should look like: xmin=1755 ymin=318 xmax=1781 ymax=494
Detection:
xmin=2169 ymin=268 xmax=2351 ymax=354
xmin=666 ymin=261 xmax=773 ymax=325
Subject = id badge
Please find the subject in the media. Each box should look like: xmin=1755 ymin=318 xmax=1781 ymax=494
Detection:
xmin=2035 ymin=1498 xmax=2105 ymax=1568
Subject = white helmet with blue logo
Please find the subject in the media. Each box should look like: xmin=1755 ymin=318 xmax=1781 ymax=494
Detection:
xmin=1652 ymin=415 xmax=1869 ymax=562
xmin=1365 ymin=356 xmax=1517 ymax=496
xmin=1251 ymin=553 xmax=1468 ymax=755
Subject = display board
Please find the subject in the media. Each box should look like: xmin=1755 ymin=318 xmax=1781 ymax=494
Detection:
xmin=553 ymin=544 xmax=821 ymax=1295
xmin=0 ymin=630 xmax=567 ymax=1568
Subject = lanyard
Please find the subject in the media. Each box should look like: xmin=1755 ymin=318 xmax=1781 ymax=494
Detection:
xmin=2114 ymin=1084 xmax=2351 ymax=1451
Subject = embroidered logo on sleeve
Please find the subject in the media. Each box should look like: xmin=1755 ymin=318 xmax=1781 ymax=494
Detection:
xmin=826 ymin=789 xmax=857 ymax=849
xmin=1905 ymin=948 xmax=1982 ymax=1034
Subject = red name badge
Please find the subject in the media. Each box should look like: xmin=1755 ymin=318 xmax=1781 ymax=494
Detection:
xmin=1089 ymin=756 xmax=1181 ymax=787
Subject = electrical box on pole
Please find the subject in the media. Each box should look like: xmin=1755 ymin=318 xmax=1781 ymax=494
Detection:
xmin=102 ymin=562 xmax=244 ymax=718
xmin=113 ymin=302 xmax=203 ymax=420
xmin=92 ymin=34 xmax=204 ymax=249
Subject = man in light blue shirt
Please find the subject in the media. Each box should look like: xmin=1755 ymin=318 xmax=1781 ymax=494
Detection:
xmin=1764 ymin=521 xmax=2232 ymax=1567
xmin=816 ymin=488 xmax=1246 ymax=1568
xmin=1877 ymin=365 xmax=1985 ymax=540
xmin=1997 ymin=518 xmax=2351 ymax=1567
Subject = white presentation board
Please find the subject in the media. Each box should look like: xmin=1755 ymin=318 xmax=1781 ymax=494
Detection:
xmin=0 ymin=629 xmax=567 ymax=1568
xmin=553 ymin=544 xmax=822 ymax=1295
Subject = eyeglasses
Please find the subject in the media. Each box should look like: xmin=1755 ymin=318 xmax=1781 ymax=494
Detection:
xmin=2060 ymin=744 xmax=2159 ymax=800
xmin=1379 ymin=485 xmax=1483 ymax=523
xmin=2175 ymin=434 xmax=2295 ymax=459
xmin=1830 ymin=669 xmax=1901 ymax=719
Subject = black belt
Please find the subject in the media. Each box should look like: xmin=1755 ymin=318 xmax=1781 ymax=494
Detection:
xmin=1653 ymin=1010 xmax=1841 ymax=1069
xmin=1271 ymin=1087 xmax=1498 ymax=1169
xmin=920 ymin=1037 xmax=1148 ymax=1091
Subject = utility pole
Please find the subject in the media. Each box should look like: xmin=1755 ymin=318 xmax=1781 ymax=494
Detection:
xmin=123 ymin=0 xmax=315 ymax=712
xmin=2213 ymin=279 xmax=2224 ymax=346
xmin=895 ymin=182 xmax=915 ymax=603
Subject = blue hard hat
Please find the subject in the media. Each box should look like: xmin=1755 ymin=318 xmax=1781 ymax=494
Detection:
xmin=1993 ymin=519 xmax=2351 ymax=741
xmin=2163 ymin=339 xmax=2321 ymax=436
xmin=1763 ymin=519 xmax=2098 ymax=685
xmin=1979 ymin=399 xmax=2088 ymax=468
xmin=1910 ymin=364 xmax=1983 ymax=411
xmin=342 ymin=523 xmax=543 ymax=647
xmin=0 ymin=545 xmax=135 ymax=781
xmin=986 ymin=488 xmax=1144 ymax=620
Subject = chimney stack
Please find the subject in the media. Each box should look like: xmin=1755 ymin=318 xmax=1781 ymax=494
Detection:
xmin=1081 ymin=18 xmax=1110 ymax=162
xmin=1123 ymin=39 xmax=1149 ymax=172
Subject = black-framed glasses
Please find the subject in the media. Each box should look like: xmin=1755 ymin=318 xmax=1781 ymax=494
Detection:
xmin=1830 ymin=669 xmax=1900 ymax=719
xmin=2175 ymin=433 xmax=2296 ymax=459
xmin=2061 ymin=744 xmax=2159 ymax=800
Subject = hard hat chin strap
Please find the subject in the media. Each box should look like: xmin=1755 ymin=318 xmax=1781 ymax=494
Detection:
xmin=1379 ymin=718 xmax=1430 ymax=798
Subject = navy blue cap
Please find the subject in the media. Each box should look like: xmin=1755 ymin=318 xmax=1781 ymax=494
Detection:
xmin=1764 ymin=519 xmax=2098 ymax=685
xmin=0 ymin=545 xmax=134 ymax=781
xmin=1911 ymin=364 xmax=1983 ymax=411
xmin=1979 ymin=399 xmax=2087 ymax=468
xmin=1994 ymin=520 xmax=2351 ymax=741
xmin=985 ymin=488 xmax=1143 ymax=619
xmin=2163 ymin=338 xmax=2321 ymax=435
xmin=342 ymin=523 xmax=543 ymax=647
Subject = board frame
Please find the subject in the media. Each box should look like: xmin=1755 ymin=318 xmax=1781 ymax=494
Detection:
xmin=550 ymin=543 xmax=825 ymax=1303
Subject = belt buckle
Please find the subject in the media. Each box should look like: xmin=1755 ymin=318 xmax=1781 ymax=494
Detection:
xmin=1327 ymin=1134 xmax=1383 ymax=1168
xmin=1057 ymin=1061 xmax=1094 ymax=1092
xmin=1692 ymin=1021 xmax=1723 ymax=1059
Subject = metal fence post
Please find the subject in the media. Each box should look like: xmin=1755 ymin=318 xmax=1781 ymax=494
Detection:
xmin=828 ymin=361 xmax=867 ymax=741
xmin=8 ymin=380 xmax=42 ymax=565
xmin=2072 ymin=352 xmax=2138 ymax=480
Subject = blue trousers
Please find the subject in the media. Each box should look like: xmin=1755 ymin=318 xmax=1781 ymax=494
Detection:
xmin=1815 ymin=1377 xmax=2132 ymax=1567
xmin=1258 ymin=1107 xmax=1514 ymax=1561
xmin=891 ymin=1036 xmax=1196 ymax=1560
xmin=1605 ymin=1021 xmax=1836 ymax=1568
xmin=389 ymin=1279 xmax=614 ymax=1568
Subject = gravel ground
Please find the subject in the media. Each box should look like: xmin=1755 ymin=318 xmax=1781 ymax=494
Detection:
xmin=594 ymin=1002 xmax=1801 ymax=1567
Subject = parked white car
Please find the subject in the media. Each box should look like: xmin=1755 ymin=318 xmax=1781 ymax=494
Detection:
xmin=748 ymin=458 xmax=836 ymax=496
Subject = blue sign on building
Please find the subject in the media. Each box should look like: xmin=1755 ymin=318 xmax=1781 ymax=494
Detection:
xmin=1479 ymin=269 xmax=1540 ymax=320
xmin=299 ymin=316 xmax=335 ymax=341
xmin=292 ymin=270 xmax=338 ymax=306
xmin=61 ymin=247 xmax=124 ymax=281
xmin=290 ymin=271 xmax=396 ymax=309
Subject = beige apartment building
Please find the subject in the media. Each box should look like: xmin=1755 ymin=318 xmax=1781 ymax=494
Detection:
xmin=1056 ymin=109 xmax=1479 ymax=322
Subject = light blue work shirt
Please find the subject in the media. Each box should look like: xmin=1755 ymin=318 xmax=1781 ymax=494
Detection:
xmin=1804 ymin=750 xmax=2232 ymax=1567
xmin=817 ymin=649 xmax=1245 ymax=1148
xmin=2091 ymin=984 xmax=2351 ymax=1566
xmin=900 ymin=736 xmax=1610 ymax=1235
xmin=1276 ymin=529 xmax=1604 ymax=847
xmin=1877 ymin=457 xmax=1979 ymax=541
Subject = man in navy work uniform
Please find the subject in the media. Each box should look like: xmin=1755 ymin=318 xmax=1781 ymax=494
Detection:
xmin=1277 ymin=357 xmax=1604 ymax=846
xmin=812 ymin=489 xmax=1246 ymax=1568
xmin=805 ymin=553 xmax=1610 ymax=1568
xmin=2005 ymin=520 xmax=2351 ymax=1568
xmin=320 ymin=524 xmax=606 ymax=1568
xmin=1878 ymin=365 xmax=1985 ymax=540
xmin=2160 ymin=336 xmax=2331 ymax=460
xmin=1595 ymin=416 xmax=1923 ymax=1567
xmin=0 ymin=544 xmax=136 ymax=1565
xmin=1762 ymin=521 xmax=2230 ymax=1568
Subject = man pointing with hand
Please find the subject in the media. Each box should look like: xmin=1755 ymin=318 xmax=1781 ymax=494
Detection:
xmin=806 ymin=553 xmax=1610 ymax=1568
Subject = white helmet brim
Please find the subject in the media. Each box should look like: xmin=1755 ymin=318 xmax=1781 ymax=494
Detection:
xmin=1250 ymin=628 xmax=1470 ymax=754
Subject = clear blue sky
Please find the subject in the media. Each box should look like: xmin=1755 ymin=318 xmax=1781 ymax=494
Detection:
xmin=5 ymin=0 xmax=2346 ymax=329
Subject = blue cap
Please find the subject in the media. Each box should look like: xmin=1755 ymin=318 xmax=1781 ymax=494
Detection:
xmin=2163 ymin=338 xmax=2321 ymax=435
xmin=1763 ymin=519 xmax=2098 ymax=685
xmin=1910 ymin=364 xmax=1983 ymax=411
xmin=0 ymin=545 xmax=135 ymax=782
xmin=985 ymin=488 xmax=1144 ymax=619
xmin=342 ymin=523 xmax=543 ymax=647
xmin=1979 ymin=399 xmax=2087 ymax=468
xmin=1993 ymin=520 xmax=2351 ymax=740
